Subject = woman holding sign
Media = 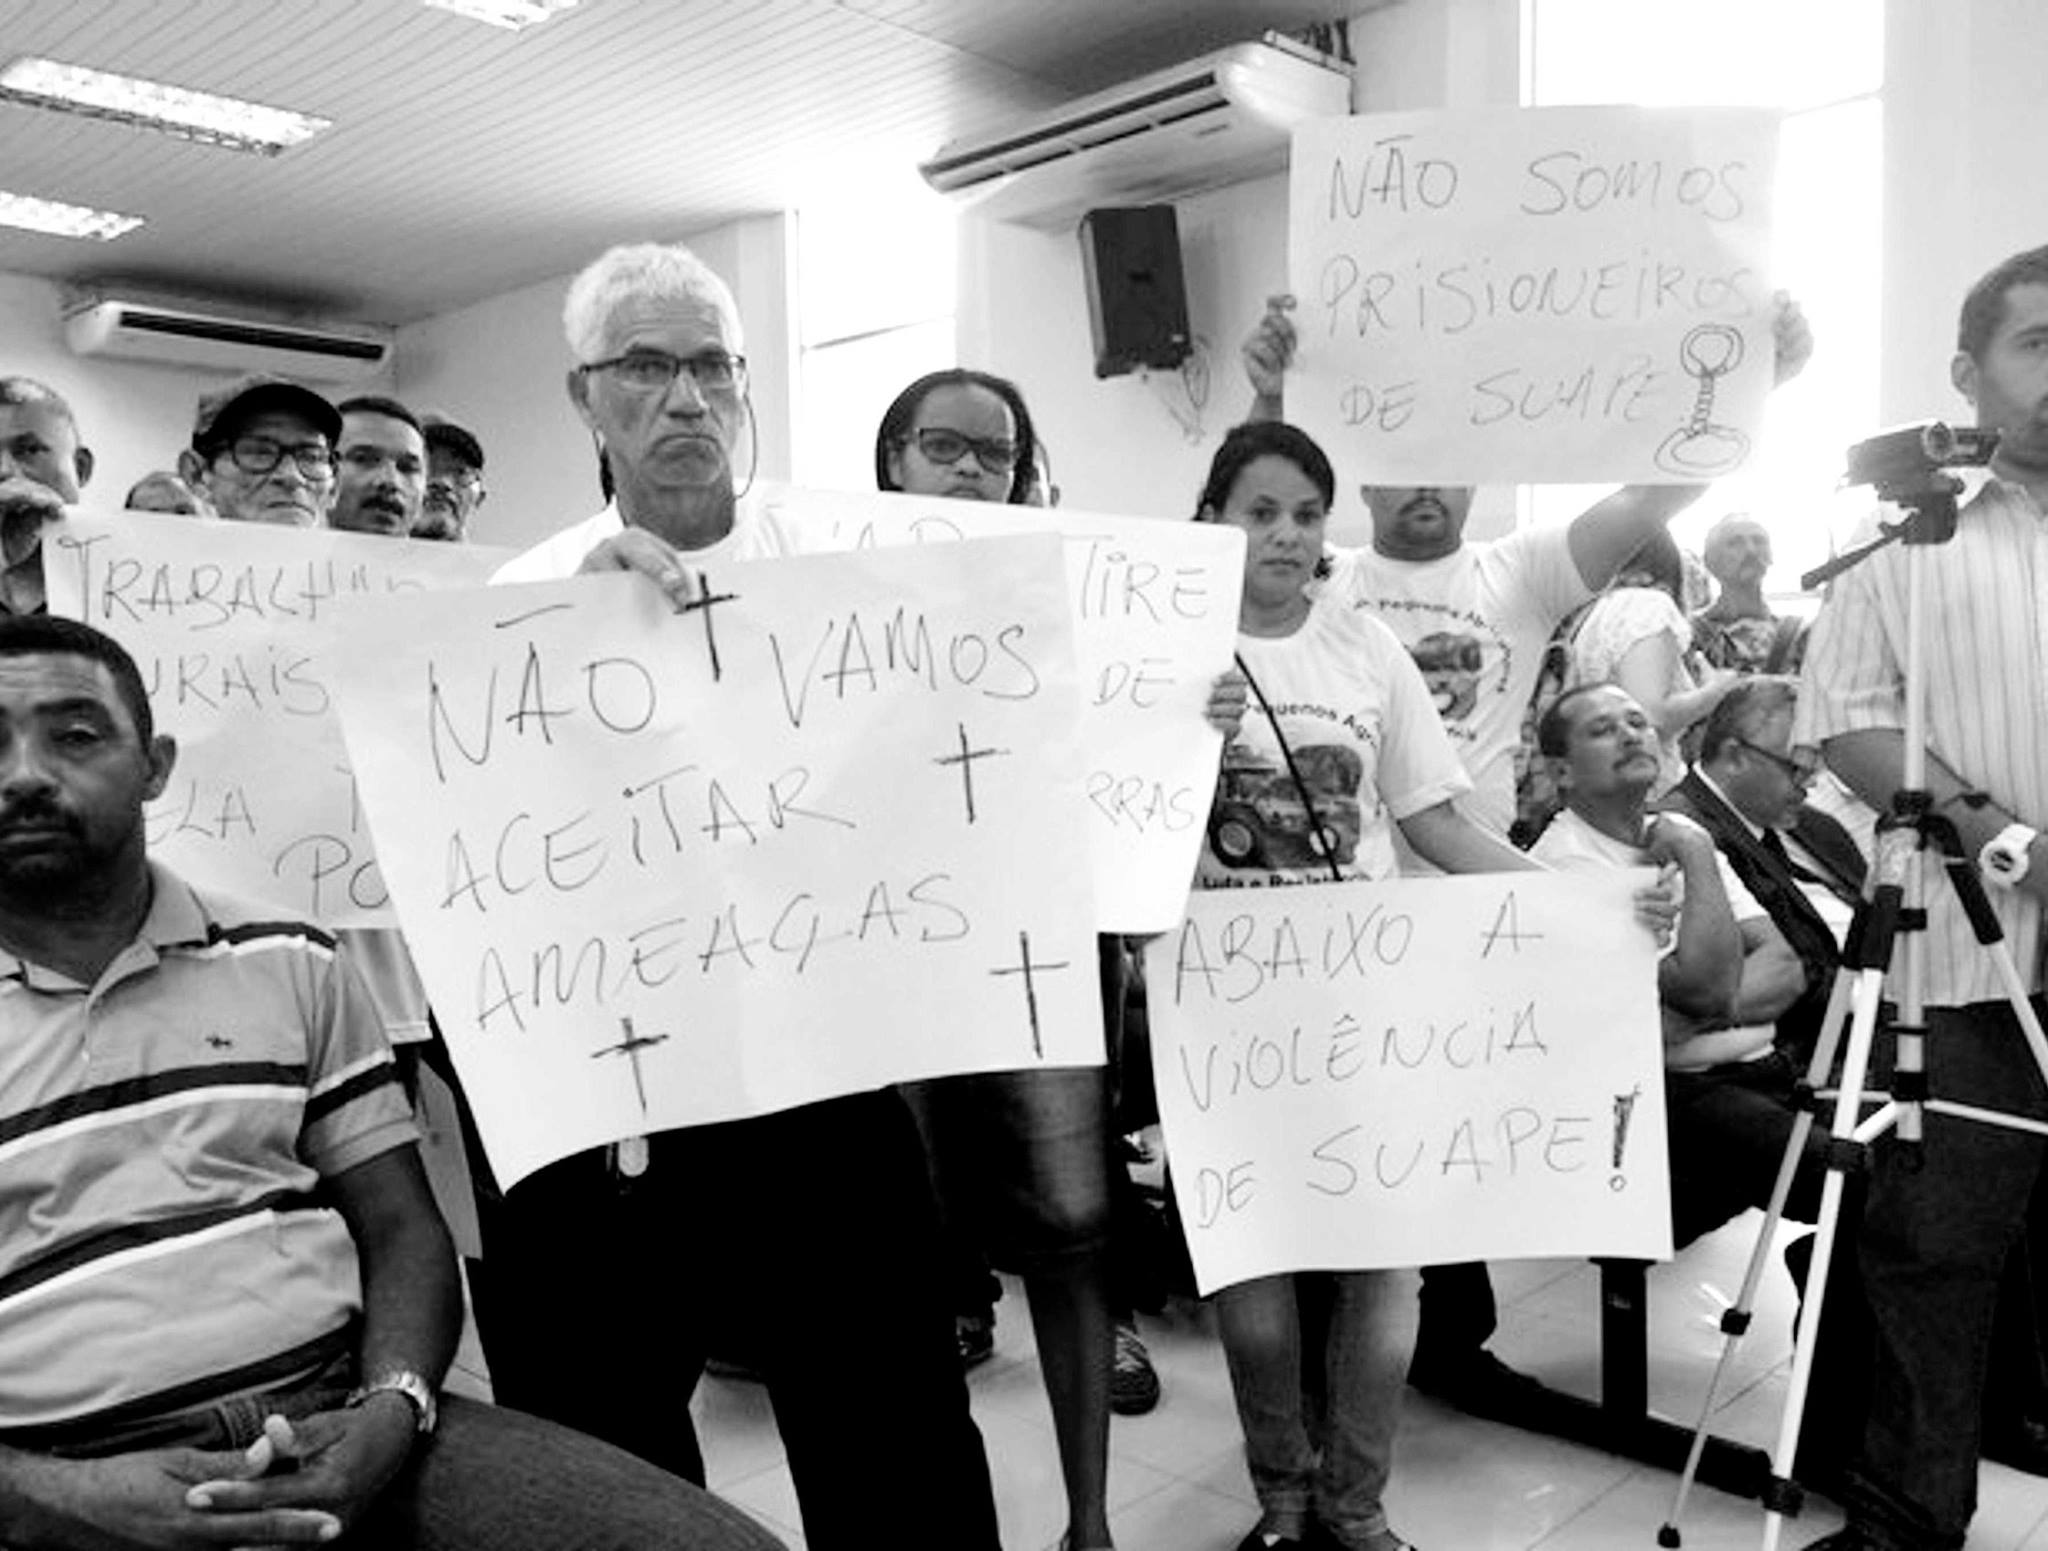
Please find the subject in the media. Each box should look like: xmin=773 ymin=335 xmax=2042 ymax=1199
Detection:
xmin=1192 ymin=420 xmax=1540 ymax=1551
xmin=876 ymin=367 xmax=1127 ymax=1551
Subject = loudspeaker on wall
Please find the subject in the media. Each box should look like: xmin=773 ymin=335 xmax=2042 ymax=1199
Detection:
xmin=1078 ymin=205 xmax=1192 ymax=380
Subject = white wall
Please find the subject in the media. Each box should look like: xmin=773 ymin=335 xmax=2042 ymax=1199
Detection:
xmin=0 ymin=271 xmax=398 ymax=509
xmin=954 ymin=1 xmax=1524 ymax=548
xmin=955 ymin=175 xmax=1290 ymax=529
xmin=393 ymin=214 xmax=795 ymax=554
xmin=1879 ymin=0 xmax=2048 ymax=425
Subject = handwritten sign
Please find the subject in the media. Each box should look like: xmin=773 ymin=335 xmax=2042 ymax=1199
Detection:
xmin=1288 ymin=106 xmax=1781 ymax=485
xmin=1146 ymin=871 xmax=1669 ymax=1294
xmin=44 ymin=511 xmax=508 ymax=926
xmin=328 ymin=536 xmax=1103 ymax=1187
xmin=764 ymin=482 xmax=1244 ymax=932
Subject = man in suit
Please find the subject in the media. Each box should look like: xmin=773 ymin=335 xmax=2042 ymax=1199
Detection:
xmin=1659 ymin=676 xmax=1866 ymax=1064
xmin=1665 ymin=676 xmax=2048 ymax=1482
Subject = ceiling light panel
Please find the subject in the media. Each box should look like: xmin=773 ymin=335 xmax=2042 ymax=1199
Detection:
xmin=423 ymin=0 xmax=584 ymax=30
xmin=0 ymin=190 xmax=144 ymax=241
xmin=0 ymin=57 xmax=331 ymax=155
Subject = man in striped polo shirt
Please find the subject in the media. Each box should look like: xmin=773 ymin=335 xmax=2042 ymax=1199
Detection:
xmin=0 ymin=614 xmax=778 ymax=1549
xmin=1799 ymin=244 xmax=2048 ymax=1551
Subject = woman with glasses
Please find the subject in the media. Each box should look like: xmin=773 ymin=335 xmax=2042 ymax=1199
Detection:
xmin=1191 ymin=420 xmax=1543 ymax=1551
xmin=876 ymin=369 xmax=1040 ymax=507
xmin=874 ymin=367 xmax=1129 ymax=1551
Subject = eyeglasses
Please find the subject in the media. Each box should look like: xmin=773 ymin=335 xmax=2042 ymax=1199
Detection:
xmin=1737 ymin=738 xmax=1816 ymax=784
xmin=579 ymin=349 xmax=747 ymax=394
xmin=428 ymin=468 xmax=483 ymax=493
xmin=902 ymin=426 xmax=1018 ymax=476
xmin=218 ymin=435 xmax=335 ymax=479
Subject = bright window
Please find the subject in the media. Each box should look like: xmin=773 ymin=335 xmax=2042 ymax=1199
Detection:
xmin=1521 ymin=0 xmax=1883 ymax=598
xmin=792 ymin=196 xmax=958 ymax=493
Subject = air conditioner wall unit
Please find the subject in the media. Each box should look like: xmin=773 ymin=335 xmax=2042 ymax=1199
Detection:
xmin=920 ymin=37 xmax=1352 ymax=230
xmin=64 ymin=297 xmax=394 ymax=383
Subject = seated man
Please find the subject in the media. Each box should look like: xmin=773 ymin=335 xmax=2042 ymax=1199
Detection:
xmin=0 ymin=613 xmax=779 ymax=1550
xmin=1532 ymin=682 xmax=1827 ymax=1245
xmin=1660 ymin=676 xmax=1867 ymax=1063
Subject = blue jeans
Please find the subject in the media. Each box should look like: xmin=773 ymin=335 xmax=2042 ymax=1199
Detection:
xmin=1844 ymin=998 xmax=2048 ymax=1550
xmin=1215 ymin=1269 xmax=1417 ymax=1549
xmin=360 ymin=1396 xmax=784 ymax=1549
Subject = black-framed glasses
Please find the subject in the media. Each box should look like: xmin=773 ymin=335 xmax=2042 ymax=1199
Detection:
xmin=579 ymin=349 xmax=747 ymax=394
xmin=902 ymin=426 xmax=1018 ymax=475
xmin=427 ymin=468 xmax=483 ymax=493
xmin=220 ymin=435 xmax=335 ymax=480
xmin=1737 ymin=738 xmax=1816 ymax=784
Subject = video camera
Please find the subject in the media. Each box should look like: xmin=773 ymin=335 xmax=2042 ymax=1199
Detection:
xmin=1844 ymin=421 xmax=2000 ymax=490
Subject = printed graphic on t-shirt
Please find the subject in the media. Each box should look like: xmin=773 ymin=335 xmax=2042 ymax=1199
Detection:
xmin=1409 ymin=630 xmax=1484 ymax=720
xmin=1362 ymin=596 xmax=1515 ymax=746
xmin=1206 ymin=740 xmax=1363 ymax=874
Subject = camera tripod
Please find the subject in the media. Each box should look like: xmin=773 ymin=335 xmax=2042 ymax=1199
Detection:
xmin=1657 ymin=469 xmax=2048 ymax=1550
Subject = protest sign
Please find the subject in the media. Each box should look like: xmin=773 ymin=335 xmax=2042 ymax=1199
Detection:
xmin=1288 ymin=105 xmax=1781 ymax=484
xmin=44 ymin=511 xmax=507 ymax=925
xmin=330 ymin=535 xmax=1103 ymax=1187
xmin=1146 ymin=870 xmax=1668 ymax=1294
xmin=765 ymin=482 xmax=1244 ymax=932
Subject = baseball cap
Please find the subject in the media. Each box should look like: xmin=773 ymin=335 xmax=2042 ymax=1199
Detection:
xmin=190 ymin=375 xmax=342 ymax=454
xmin=422 ymin=416 xmax=485 ymax=471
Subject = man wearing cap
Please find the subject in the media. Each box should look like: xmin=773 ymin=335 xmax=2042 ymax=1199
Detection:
xmin=178 ymin=376 xmax=340 ymax=528
xmin=124 ymin=470 xmax=211 ymax=518
xmin=417 ymin=418 xmax=486 ymax=541
xmin=0 ymin=376 xmax=95 ymax=615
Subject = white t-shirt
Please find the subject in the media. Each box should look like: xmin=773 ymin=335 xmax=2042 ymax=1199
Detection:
xmin=1531 ymin=805 xmax=1774 ymax=1071
xmin=1324 ymin=527 xmax=1588 ymax=836
xmin=1200 ymin=596 xmax=1470 ymax=889
xmin=492 ymin=494 xmax=794 ymax=584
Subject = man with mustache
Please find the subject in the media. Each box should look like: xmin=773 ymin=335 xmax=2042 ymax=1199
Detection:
xmin=1529 ymin=682 xmax=1823 ymax=1249
xmin=0 ymin=376 xmax=95 ymax=615
xmin=1693 ymin=513 xmax=1805 ymax=675
xmin=1241 ymin=292 xmax=1816 ymax=1415
xmin=330 ymin=396 xmax=429 ymax=538
xmin=0 ymin=612 xmax=781 ymax=1551
xmin=1797 ymin=244 xmax=2048 ymax=1551
xmin=416 ymin=417 xmax=486 ymax=541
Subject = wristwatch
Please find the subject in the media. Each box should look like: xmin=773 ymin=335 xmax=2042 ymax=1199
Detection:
xmin=348 ymin=1368 xmax=439 ymax=1435
xmin=1981 ymin=822 xmax=2039 ymax=888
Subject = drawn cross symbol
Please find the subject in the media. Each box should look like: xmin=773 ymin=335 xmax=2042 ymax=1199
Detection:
xmin=674 ymin=569 xmax=739 ymax=681
xmin=988 ymin=930 xmax=1071 ymax=1059
xmin=934 ymin=721 xmax=1011 ymax=824
xmin=592 ymin=1015 xmax=672 ymax=1115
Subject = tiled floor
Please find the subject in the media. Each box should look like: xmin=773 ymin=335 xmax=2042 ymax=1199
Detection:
xmin=447 ymin=1213 xmax=2048 ymax=1550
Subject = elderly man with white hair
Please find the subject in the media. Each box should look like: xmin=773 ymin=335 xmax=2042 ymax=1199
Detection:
xmin=480 ymin=243 xmax=1000 ymax=1551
